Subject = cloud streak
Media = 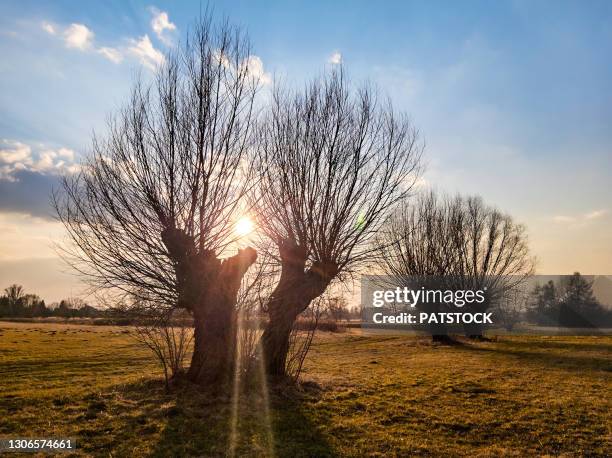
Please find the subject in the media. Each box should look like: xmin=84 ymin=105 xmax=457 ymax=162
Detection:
xmin=553 ymin=209 xmax=608 ymax=226
xmin=0 ymin=171 xmax=62 ymax=219
xmin=41 ymin=21 xmax=56 ymax=35
xmin=41 ymin=19 xmax=163 ymax=69
xmin=128 ymin=35 xmax=165 ymax=70
xmin=585 ymin=209 xmax=607 ymax=220
xmin=150 ymin=7 xmax=176 ymax=45
xmin=97 ymin=46 xmax=123 ymax=64
xmin=0 ymin=140 xmax=80 ymax=219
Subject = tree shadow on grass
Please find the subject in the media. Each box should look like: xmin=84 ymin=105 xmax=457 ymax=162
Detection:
xmin=81 ymin=376 xmax=335 ymax=457
xmin=458 ymin=341 xmax=612 ymax=374
xmin=153 ymin=378 xmax=335 ymax=457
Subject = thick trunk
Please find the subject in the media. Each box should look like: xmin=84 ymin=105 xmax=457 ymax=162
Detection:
xmin=260 ymin=240 xmax=337 ymax=378
xmin=187 ymin=289 xmax=237 ymax=385
xmin=421 ymin=302 xmax=451 ymax=343
xmin=463 ymin=322 xmax=485 ymax=339
xmin=162 ymin=228 xmax=256 ymax=387
xmin=431 ymin=334 xmax=457 ymax=344
xmin=188 ymin=247 xmax=257 ymax=386
xmin=187 ymin=307 xmax=206 ymax=381
xmin=261 ymin=296 xmax=299 ymax=376
xmin=427 ymin=321 xmax=450 ymax=341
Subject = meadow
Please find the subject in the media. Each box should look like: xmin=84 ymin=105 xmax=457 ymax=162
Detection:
xmin=0 ymin=321 xmax=610 ymax=457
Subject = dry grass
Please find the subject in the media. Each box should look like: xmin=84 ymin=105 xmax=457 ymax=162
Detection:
xmin=0 ymin=321 xmax=610 ymax=457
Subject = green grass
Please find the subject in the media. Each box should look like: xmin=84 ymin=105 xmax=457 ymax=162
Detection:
xmin=0 ymin=321 xmax=610 ymax=457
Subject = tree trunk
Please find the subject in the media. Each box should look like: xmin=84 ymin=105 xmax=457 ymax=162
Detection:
xmin=260 ymin=240 xmax=337 ymax=378
xmin=421 ymin=301 xmax=452 ymax=343
xmin=261 ymin=296 xmax=300 ymax=376
xmin=463 ymin=322 xmax=485 ymax=340
xmin=462 ymin=301 xmax=488 ymax=340
xmin=188 ymin=247 xmax=257 ymax=386
xmin=187 ymin=288 xmax=237 ymax=385
xmin=431 ymin=334 xmax=456 ymax=344
xmin=162 ymin=227 xmax=256 ymax=387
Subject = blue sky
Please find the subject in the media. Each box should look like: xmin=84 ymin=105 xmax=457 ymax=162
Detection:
xmin=0 ymin=1 xmax=611 ymax=301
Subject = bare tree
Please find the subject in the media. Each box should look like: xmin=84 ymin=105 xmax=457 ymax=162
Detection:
xmin=54 ymin=15 xmax=261 ymax=386
xmin=493 ymin=287 xmax=527 ymax=332
xmin=4 ymin=284 xmax=24 ymax=305
xmin=234 ymin=248 xmax=277 ymax=376
xmin=377 ymin=191 xmax=534 ymax=340
xmin=326 ymin=296 xmax=349 ymax=323
xmin=132 ymin=309 xmax=194 ymax=392
xmin=253 ymin=69 xmax=423 ymax=376
xmin=285 ymin=295 xmax=325 ymax=380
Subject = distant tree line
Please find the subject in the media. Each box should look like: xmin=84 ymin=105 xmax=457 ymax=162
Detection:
xmin=526 ymin=273 xmax=612 ymax=328
xmin=0 ymin=284 xmax=103 ymax=319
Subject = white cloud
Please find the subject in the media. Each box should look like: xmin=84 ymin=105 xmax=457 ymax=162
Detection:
xmin=44 ymin=20 xmax=119 ymax=62
xmin=241 ymin=55 xmax=271 ymax=85
xmin=63 ymin=23 xmax=94 ymax=50
xmin=98 ymin=46 xmax=123 ymax=64
xmin=585 ymin=209 xmax=607 ymax=220
xmin=553 ymin=209 xmax=608 ymax=225
xmin=0 ymin=141 xmax=30 ymax=164
xmin=128 ymin=35 xmax=165 ymax=70
xmin=0 ymin=140 xmax=79 ymax=181
xmin=150 ymin=7 xmax=176 ymax=45
xmin=42 ymin=21 xmax=56 ymax=35
xmin=56 ymin=148 xmax=75 ymax=160
xmin=553 ymin=215 xmax=575 ymax=223
xmin=42 ymin=18 xmax=166 ymax=70
xmin=328 ymin=51 xmax=342 ymax=65
xmin=212 ymin=52 xmax=270 ymax=85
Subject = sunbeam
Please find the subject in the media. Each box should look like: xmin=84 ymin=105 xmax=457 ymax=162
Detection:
xmin=228 ymin=307 xmax=275 ymax=457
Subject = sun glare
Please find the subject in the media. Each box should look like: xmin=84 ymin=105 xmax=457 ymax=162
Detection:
xmin=235 ymin=216 xmax=254 ymax=237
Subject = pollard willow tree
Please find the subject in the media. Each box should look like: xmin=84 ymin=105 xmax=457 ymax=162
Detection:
xmin=254 ymin=70 xmax=423 ymax=376
xmin=376 ymin=191 xmax=534 ymax=339
xmin=54 ymin=17 xmax=261 ymax=386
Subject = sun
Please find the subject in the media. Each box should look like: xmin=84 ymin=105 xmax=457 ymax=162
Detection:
xmin=235 ymin=216 xmax=254 ymax=237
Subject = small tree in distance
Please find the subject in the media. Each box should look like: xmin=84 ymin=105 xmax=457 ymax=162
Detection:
xmin=326 ymin=296 xmax=349 ymax=323
xmin=4 ymin=284 xmax=24 ymax=305
xmin=376 ymin=191 xmax=534 ymax=340
xmin=493 ymin=287 xmax=527 ymax=331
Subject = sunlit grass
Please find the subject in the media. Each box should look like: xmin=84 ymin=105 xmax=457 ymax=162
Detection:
xmin=0 ymin=322 xmax=610 ymax=456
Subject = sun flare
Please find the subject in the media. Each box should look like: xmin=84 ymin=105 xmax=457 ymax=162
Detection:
xmin=235 ymin=216 xmax=254 ymax=237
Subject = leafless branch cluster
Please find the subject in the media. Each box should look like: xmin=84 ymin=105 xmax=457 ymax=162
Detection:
xmin=55 ymin=15 xmax=261 ymax=385
xmin=492 ymin=287 xmax=528 ymax=331
xmin=376 ymin=190 xmax=535 ymax=338
xmin=253 ymin=69 xmax=424 ymax=376
xmin=54 ymin=15 xmax=259 ymax=310
xmin=285 ymin=297 xmax=324 ymax=381
xmin=254 ymin=69 xmax=423 ymax=275
xmin=131 ymin=310 xmax=193 ymax=392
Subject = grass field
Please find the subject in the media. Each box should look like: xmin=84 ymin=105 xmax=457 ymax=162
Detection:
xmin=0 ymin=321 xmax=610 ymax=457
